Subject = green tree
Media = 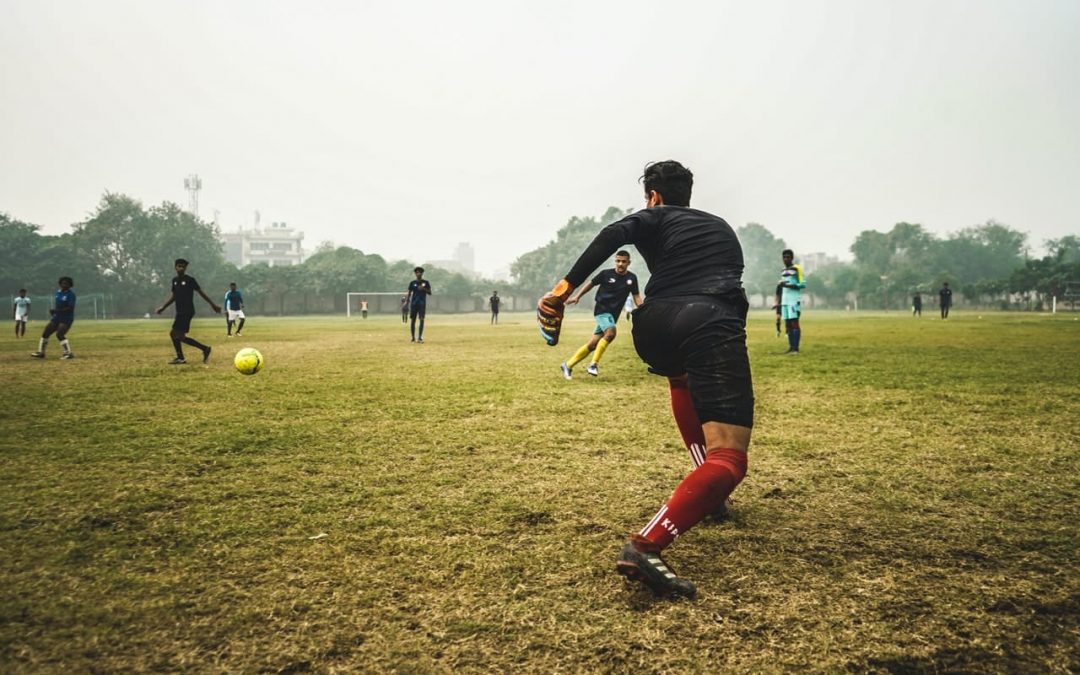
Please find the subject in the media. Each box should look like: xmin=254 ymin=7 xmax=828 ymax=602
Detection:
xmin=511 ymin=207 xmax=636 ymax=297
xmin=71 ymin=194 xmax=226 ymax=314
xmin=735 ymin=222 xmax=787 ymax=305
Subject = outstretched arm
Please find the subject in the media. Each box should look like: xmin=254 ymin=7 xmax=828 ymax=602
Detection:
xmin=566 ymin=280 xmax=595 ymax=306
xmin=198 ymin=288 xmax=222 ymax=313
xmin=156 ymin=292 xmax=175 ymax=314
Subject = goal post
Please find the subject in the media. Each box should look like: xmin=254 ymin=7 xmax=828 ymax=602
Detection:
xmin=345 ymin=292 xmax=405 ymax=317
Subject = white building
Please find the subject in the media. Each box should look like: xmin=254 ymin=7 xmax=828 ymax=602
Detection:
xmin=800 ymin=251 xmax=840 ymax=275
xmin=222 ymin=222 xmax=305 ymax=268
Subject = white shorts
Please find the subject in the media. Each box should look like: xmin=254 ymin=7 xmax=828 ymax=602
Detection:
xmin=15 ymin=314 xmax=28 ymax=323
xmin=227 ymin=309 xmax=246 ymax=321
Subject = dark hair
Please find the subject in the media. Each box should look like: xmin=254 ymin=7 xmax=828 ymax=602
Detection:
xmin=229 ymin=282 xmax=237 ymax=287
xmin=175 ymin=258 xmax=189 ymax=266
xmin=58 ymin=276 xmax=73 ymax=286
xmin=19 ymin=288 xmax=26 ymax=293
xmin=782 ymin=249 xmax=794 ymax=256
xmin=615 ymin=250 xmax=631 ymax=258
xmin=641 ymin=160 xmax=693 ymax=207
xmin=414 ymin=266 xmax=424 ymax=273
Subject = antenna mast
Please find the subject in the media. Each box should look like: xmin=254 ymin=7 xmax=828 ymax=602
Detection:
xmin=183 ymin=174 xmax=202 ymax=216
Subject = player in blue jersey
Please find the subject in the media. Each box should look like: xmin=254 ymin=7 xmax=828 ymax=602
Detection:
xmin=779 ymin=249 xmax=806 ymax=354
xmin=155 ymin=259 xmax=221 ymax=364
xmin=560 ymin=250 xmax=642 ymax=379
xmin=406 ymin=266 xmax=432 ymax=343
xmin=30 ymin=277 xmax=76 ymax=359
xmin=224 ymin=283 xmax=246 ymax=336
xmin=13 ymin=289 xmax=31 ymax=338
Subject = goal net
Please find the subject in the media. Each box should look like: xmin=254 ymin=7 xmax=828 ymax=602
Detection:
xmin=345 ymin=292 xmax=406 ymax=317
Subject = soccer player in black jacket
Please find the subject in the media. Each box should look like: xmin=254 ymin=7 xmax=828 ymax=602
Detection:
xmin=538 ymin=161 xmax=753 ymax=599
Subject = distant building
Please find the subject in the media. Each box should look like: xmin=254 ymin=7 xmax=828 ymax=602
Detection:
xmin=453 ymin=242 xmax=475 ymax=272
xmin=800 ymin=251 xmax=839 ymax=275
xmin=426 ymin=242 xmax=478 ymax=278
xmin=222 ymin=222 xmax=305 ymax=268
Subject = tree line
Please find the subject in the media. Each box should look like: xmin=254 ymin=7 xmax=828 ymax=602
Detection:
xmin=4 ymin=192 xmax=1078 ymax=316
xmin=515 ymin=212 xmax=1080 ymax=311
xmin=1 ymin=194 xmax=511 ymax=317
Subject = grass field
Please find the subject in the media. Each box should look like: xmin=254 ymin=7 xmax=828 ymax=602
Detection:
xmin=1 ymin=310 xmax=1078 ymax=673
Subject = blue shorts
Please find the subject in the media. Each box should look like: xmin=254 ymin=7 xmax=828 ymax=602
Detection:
xmin=781 ymin=303 xmax=800 ymax=321
xmin=593 ymin=312 xmax=617 ymax=335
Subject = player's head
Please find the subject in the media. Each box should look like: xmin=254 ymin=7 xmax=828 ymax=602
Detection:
xmin=614 ymin=250 xmax=631 ymax=274
xmin=18 ymin=289 xmax=26 ymax=296
xmin=229 ymin=282 xmax=237 ymax=290
xmin=642 ymin=160 xmax=693 ymax=208
xmin=782 ymin=249 xmax=794 ymax=266
xmin=492 ymin=290 xmax=498 ymax=295
xmin=175 ymin=258 xmax=189 ymax=274
xmin=58 ymin=277 xmax=73 ymax=290
xmin=414 ymin=266 xmax=424 ymax=278
xmin=943 ymin=281 xmax=949 ymax=287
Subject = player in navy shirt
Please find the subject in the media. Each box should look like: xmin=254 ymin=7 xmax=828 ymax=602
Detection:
xmin=155 ymin=258 xmax=221 ymax=364
xmin=560 ymin=250 xmax=642 ymax=379
xmin=406 ymin=266 xmax=432 ymax=342
xmin=537 ymin=161 xmax=753 ymax=599
xmin=30 ymin=276 xmax=76 ymax=359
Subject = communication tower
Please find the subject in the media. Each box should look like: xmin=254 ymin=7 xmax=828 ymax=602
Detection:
xmin=184 ymin=174 xmax=202 ymax=216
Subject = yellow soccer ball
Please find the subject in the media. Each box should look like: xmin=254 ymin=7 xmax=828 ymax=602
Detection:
xmin=234 ymin=347 xmax=264 ymax=375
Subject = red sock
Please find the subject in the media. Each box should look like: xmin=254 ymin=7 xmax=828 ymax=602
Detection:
xmin=670 ymin=379 xmax=707 ymax=467
xmin=638 ymin=447 xmax=748 ymax=550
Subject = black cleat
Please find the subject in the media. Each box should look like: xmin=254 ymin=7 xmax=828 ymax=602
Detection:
xmin=169 ymin=357 xmax=187 ymax=365
xmin=616 ymin=541 xmax=697 ymax=599
xmin=202 ymin=346 xmax=212 ymax=363
xmin=30 ymin=351 xmax=45 ymax=359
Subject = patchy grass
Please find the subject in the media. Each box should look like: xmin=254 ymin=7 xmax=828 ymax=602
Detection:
xmin=1 ymin=311 xmax=1078 ymax=672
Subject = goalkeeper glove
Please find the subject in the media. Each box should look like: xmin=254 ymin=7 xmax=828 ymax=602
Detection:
xmin=537 ymin=279 xmax=574 ymax=346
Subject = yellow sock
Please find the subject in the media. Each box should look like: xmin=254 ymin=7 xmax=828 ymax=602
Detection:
xmin=566 ymin=343 xmax=592 ymax=369
xmin=590 ymin=338 xmax=611 ymax=365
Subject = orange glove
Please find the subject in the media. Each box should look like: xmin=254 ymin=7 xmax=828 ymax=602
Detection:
xmin=537 ymin=279 xmax=574 ymax=346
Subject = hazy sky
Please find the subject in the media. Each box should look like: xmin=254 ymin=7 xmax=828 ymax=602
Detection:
xmin=3 ymin=0 xmax=1078 ymax=276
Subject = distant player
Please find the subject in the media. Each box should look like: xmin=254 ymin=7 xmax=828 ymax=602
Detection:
xmin=560 ymin=250 xmax=641 ymax=379
xmin=155 ymin=258 xmax=221 ymax=364
xmin=30 ymin=277 xmax=76 ymax=359
xmin=224 ymin=283 xmax=246 ymax=336
xmin=779 ymin=249 xmax=806 ymax=354
xmin=939 ymin=282 xmax=952 ymax=319
xmin=489 ymin=291 xmax=500 ymax=325
xmin=406 ymin=266 xmax=432 ymax=342
xmin=13 ymin=289 xmax=31 ymax=338
xmin=624 ymin=294 xmax=634 ymax=322
xmin=399 ymin=295 xmax=408 ymax=323
xmin=537 ymin=160 xmax=753 ymax=599
xmin=360 ymin=299 xmax=369 ymax=319
xmin=912 ymin=292 xmax=923 ymax=317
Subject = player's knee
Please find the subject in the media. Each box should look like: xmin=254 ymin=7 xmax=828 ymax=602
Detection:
xmin=605 ymin=329 xmax=617 ymax=341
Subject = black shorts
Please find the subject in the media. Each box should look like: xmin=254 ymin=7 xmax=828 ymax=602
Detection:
xmin=632 ymin=293 xmax=754 ymax=428
xmin=172 ymin=312 xmax=194 ymax=334
xmin=409 ymin=304 xmax=426 ymax=320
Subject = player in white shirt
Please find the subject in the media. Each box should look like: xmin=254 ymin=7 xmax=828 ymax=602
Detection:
xmin=13 ymin=289 xmax=31 ymax=338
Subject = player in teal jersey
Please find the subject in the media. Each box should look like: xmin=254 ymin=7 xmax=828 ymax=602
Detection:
xmin=779 ymin=249 xmax=806 ymax=354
